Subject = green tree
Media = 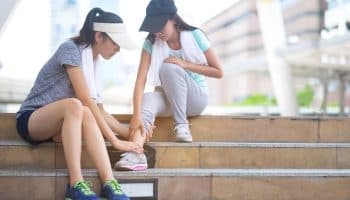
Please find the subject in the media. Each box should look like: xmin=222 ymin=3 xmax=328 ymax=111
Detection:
xmin=297 ymin=85 xmax=314 ymax=107
xmin=236 ymin=93 xmax=276 ymax=106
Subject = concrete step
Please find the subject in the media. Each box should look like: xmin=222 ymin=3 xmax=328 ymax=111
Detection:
xmin=0 ymin=168 xmax=349 ymax=200
xmin=147 ymin=142 xmax=350 ymax=169
xmin=2 ymin=113 xmax=350 ymax=143
xmin=0 ymin=140 xmax=155 ymax=170
xmin=1 ymin=140 xmax=349 ymax=169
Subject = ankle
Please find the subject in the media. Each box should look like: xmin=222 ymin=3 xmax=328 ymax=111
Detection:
xmin=70 ymin=178 xmax=84 ymax=187
xmin=99 ymin=172 xmax=115 ymax=185
xmin=103 ymin=179 xmax=117 ymax=185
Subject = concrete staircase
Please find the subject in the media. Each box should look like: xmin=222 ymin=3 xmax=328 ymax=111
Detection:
xmin=1 ymin=113 xmax=350 ymax=199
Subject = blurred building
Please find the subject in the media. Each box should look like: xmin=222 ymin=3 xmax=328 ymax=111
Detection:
xmin=0 ymin=0 xmax=126 ymax=108
xmin=202 ymin=0 xmax=267 ymax=105
xmin=50 ymin=0 xmax=120 ymax=51
xmin=202 ymin=0 xmax=350 ymax=114
xmin=50 ymin=0 xmax=80 ymax=51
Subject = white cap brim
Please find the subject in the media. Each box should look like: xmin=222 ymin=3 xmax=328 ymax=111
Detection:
xmin=93 ymin=22 xmax=138 ymax=50
xmin=107 ymin=32 xmax=138 ymax=50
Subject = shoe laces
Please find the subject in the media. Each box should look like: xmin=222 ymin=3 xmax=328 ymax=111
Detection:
xmin=120 ymin=152 xmax=146 ymax=163
xmin=173 ymin=124 xmax=191 ymax=131
xmin=120 ymin=152 xmax=133 ymax=161
xmin=106 ymin=180 xmax=123 ymax=195
xmin=74 ymin=181 xmax=95 ymax=195
xmin=120 ymin=152 xmax=130 ymax=157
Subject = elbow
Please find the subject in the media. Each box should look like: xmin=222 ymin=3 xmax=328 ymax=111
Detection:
xmin=216 ymin=68 xmax=224 ymax=79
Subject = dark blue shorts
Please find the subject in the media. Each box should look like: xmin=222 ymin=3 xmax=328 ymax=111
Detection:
xmin=16 ymin=110 xmax=52 ymax=145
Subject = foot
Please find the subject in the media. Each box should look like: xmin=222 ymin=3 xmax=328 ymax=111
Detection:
xmin=114 ymin=152 xmax=148 ymax=171
xmin=174 ymin=124 xmax=192 ymax=142
xmin=65 ymin=181 xmax=99 ymax=200
xmin=101 ymin=180 xmax=129 ymax=200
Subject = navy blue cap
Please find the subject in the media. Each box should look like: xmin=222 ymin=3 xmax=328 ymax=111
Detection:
xmin=139 ymin=0 xmax=177 ymax=33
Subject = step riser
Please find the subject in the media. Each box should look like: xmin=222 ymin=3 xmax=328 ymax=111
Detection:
xmin=0 ymin=176 xmax=55 ymax=200
xmin=211 ymin=177 xmax=350 ymax=200
xmin=0 ymin=115 xmax=20 ymax=141
xmin=55 ymin=145 xmax=157 ymax=169
xmin=154 ymin=146 xmax=350 ymax=169
xmin=1 ymin=145 xmax=349 ymax=169
xmin=2 ymin=114 xmax=350 ymax=142
xmin=1 ymin=176 xmax=349 ymax=200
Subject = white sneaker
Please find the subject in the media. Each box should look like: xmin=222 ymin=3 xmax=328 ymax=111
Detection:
xmin=174 ymin=124 xmax=193 ymax=142
xmin=114 ymin=152 xmax=148 ymax=171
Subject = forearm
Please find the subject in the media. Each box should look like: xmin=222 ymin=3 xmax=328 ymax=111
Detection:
xmin=164 ymin=53 xmax=223 ymax=79
xmin=100 ymin=107 xmax=129 ymax=137
xmin=133 ymin=79 xmax=146 ymax=117
xmin=66 ymin=66 xmax=120 ymax=145
xmin=185 ymin=62 xmax=223 ymax=78
xmin=133 ymin=50 xmax=150 ymax=116
xmin=83 ymin=100 xmax=119 ymax=144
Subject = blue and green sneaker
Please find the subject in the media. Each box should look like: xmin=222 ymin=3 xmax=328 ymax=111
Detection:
xmin=101 ymin=180 xmax=129 ymax=200
xmin=65 ymin=180 xmax=99 ymax=200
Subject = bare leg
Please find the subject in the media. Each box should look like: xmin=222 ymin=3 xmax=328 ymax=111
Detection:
xmin=131 ymin=129 xmax=146 ymax=147
xmin=115 ymin=124 xmax=129 ymax=139
xmin=81 ymin=106 xmax=114 ymax=183
xmin=28 ymin=98 xmax=84 ymax=185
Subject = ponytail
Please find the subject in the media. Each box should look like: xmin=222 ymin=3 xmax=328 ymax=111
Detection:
xmin=72 ymin=8 xmax=104 ymax=48
xmin=72 ymin=8 xmax=124 ymax=48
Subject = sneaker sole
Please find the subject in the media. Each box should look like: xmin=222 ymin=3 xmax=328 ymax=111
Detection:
xmin=176 ymin=137 xmax=193 ymax=143
xmin=114 ymin=164 xmax=148 ymax=171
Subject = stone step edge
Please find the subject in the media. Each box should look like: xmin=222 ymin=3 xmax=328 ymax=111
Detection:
xmin=1 ymin=140 xmax=350 ymax=148
xmin=1 ymin=168 xmax=350 ymax=177
xmin=0 ymin=112 xmax=340 ymax=120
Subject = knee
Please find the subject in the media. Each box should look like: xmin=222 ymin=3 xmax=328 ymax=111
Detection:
xmin=159 ymin=63 xmax=183 ymax=79
xmin=63 ymin=98 xmax=83 ymax=117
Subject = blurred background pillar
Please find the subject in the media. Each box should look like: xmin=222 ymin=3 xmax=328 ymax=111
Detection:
xmin=257 ymin=0 xmax=298 ymax=116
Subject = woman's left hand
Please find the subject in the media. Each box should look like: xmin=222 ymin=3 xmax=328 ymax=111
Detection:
xmin=164 ymin=56 xmax=189 ymax=69
xmin=112 ymin=139 xmax=143 ymax=154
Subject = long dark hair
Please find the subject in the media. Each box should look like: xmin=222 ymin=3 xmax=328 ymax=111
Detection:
xmin=146 ymin=14 xmax=198 ymax=44
xmin=72 ymin=8 xmax=123 ymax=48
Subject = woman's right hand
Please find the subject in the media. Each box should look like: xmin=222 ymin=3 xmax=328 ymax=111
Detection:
xmin=112 ymin=139 xmax=143 ymax=154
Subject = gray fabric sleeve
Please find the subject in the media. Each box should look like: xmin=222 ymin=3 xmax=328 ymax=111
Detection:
xmin=56 ymin=41 xmax=82 ymax=67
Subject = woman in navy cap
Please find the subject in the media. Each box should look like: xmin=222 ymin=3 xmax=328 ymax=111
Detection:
xmin=114 ymin=0 xmax=223 ymax=171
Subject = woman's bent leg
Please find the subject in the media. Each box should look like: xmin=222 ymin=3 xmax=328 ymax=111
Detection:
xmin=159 ymin=63 xmax=208 ymax=142
xmin=81 ymin=106 xmax=114 ymax=183
xmin=28 ymin=98 xmax=84 ymax=185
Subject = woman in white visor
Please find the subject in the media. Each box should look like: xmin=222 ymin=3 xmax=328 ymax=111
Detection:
xmin=16 ymin=8 xmax=139 ymax=200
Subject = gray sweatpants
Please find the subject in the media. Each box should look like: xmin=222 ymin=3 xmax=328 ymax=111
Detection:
xmin=142 ymin=63 xmax=208 ymax=133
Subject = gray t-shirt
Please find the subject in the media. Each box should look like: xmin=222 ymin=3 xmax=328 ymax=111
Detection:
xmin=16 ymin=40 xmax=82 ymax=118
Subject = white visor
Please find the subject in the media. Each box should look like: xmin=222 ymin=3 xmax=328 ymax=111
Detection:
xmin=93 ymin=22 xmax=138 ymax=50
